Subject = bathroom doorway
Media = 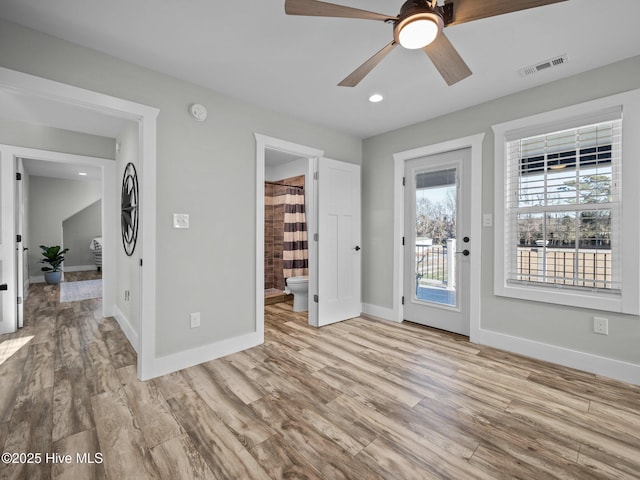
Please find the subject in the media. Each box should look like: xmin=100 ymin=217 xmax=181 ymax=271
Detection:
xmin=255 ymin=134 xmax=323 ymax=335
xmin=264 ymin=150 xmax=313 ymax=315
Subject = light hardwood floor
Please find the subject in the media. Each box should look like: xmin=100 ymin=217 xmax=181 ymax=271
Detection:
xmin=1 ymin=280 xmax=640 ymax=479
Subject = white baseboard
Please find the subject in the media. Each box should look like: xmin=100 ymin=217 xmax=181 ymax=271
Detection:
xmin=65 ymin=265 xmax=98 ymax=272
xmin=473 ymin=328 xmax=640 ymax=386
xmin=362 ymin=303 xmax=398 ymax=323
xmin=361 ymin=302 xmax=639 ymax=385
xmin=30 ymin=266 xmax=98 ymax=284
xmin=152 ymin=332 xmax=262 ymax=379
xmin=112 ymin=304 xmax=139 ymax=354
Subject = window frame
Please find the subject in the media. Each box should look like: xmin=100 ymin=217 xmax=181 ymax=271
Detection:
xmin=492 ymin=90 xmax=640 ymax=315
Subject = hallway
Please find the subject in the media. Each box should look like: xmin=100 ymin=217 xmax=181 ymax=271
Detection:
xmin=0 ymin=272 xmax=134 ymax=479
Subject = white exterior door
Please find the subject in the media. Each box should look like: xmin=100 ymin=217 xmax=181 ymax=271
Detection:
xmin=317 ymin=158 xmax=361 ymax=326
xmin=0 ymin=149 xmax=17 ymax=333
xmin=403 ymin=148 xmax=471 ymax=335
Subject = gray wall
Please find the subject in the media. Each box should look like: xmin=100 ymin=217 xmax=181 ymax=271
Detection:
xmin=116 ymin=121 xmax=140 ymax=336
xmin=28 ymin=176 xmax=101 ymax=280
xmin=62 ymin=199 xmax=101 ymax=267
xmin=0 ymin=118 xmax=115 ymax=159
xmin=0 ymin=19 xmax=362 ymax=357
xmin=362 ymin=55 xmax=640 ymax=366
xmin=10 ymin=15 xmax=634 ymax=373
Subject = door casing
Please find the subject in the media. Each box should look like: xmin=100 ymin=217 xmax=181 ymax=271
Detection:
xmin=255 ymin=134 xmax=323 ymax=331
xmin=393 ymin=134 xmax=484 ymax=340
xmin=0 ymin=67 xmax=158 ymax=380
xmin=255 ymin=135 xmax=363 ymax=330
xmin=0 ymin=146 xmax=116 ymax=332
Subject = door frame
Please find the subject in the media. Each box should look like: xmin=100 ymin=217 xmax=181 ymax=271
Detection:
xmin=255 ymin=134 xmax=324 ymax=333
xmin=403 ymin=150 xmax=469 ymax=335
xmin=393 ymin=134 xmax=484 ymax=338
xmin=1 ymin=145 xmax=116 ymax=321
xmin=0 ymin=150 xmax=16 ymax=333
xmin=16 ymin=157 xmax=24 ymax=328
xmin=0 ymin=67 xmax=159 ymax=380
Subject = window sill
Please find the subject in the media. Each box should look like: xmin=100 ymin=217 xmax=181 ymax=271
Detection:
xmin=495 ymin=281 xmax=629 ymax=314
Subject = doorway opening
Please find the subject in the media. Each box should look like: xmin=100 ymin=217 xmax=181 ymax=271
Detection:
xmin=0 ymin=147 xmax=116 ymax=333
xmin=264 ymin=165 xmax=307 ymax=308
xmin=24 ymin=156 xmax=106 ymax=303
xmin=0 ymin=67 xmax=158 ymax=380
xmin=255 ymin=134 xmax=323 ymax=335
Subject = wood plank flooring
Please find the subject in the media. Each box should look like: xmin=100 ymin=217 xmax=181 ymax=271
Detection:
xmin=1 ymin=279 xmax=640 ymax=479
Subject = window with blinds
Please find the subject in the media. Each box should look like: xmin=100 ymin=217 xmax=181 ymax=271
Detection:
xmin=504 ymin=118 xmax=622 ymax=291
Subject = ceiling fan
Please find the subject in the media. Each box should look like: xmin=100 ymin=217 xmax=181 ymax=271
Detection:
xmin=284 ymin=0 xmax=568 ymax=86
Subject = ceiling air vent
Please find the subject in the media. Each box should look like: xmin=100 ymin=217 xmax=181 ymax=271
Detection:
xmin=518 ymin=54 xmax=568 ymax=77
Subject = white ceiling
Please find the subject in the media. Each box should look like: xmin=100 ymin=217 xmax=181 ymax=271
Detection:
xmin=0 ymin=0 xmax=639 ymax=139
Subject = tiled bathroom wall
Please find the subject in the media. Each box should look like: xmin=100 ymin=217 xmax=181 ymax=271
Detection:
xmin=265 ymin=175 xmax=305 ymax=292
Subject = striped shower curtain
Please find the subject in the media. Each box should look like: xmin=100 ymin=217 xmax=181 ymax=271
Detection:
xmin=283 ymin=187 xmax=308 ymax=279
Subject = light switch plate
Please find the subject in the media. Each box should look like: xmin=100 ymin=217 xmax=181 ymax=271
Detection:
xmin=173 ymin=213 xmax=189 ymax=229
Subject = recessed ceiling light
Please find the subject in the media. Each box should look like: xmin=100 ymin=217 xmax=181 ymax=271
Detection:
xmin=78 ymin=172 xmax=88 ymax=176
xmin=369 ymin=94 xmax=384 ymax=103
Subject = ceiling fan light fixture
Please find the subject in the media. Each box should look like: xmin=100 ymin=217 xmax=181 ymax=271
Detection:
xmin=393 ymin=1 xmax=444 ymax=50
xmin=397 ymin=17 xmax=440 ymax=49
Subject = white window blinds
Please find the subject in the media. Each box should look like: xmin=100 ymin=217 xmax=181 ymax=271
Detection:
xmin=504 ymin=116 xmax=622 ymax=291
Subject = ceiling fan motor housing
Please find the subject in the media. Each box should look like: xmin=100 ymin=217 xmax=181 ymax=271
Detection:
xmin=393 ymin=0 xmax=444 ymax=47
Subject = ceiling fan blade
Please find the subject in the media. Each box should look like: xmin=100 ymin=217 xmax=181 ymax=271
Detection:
xmin=423 ymin=32 xmax=472 ymax=86
xmin=338 ymin=41 xmax=398 ymax=87
xmin=444 ymin=0 xmax=568 ymax=26
xmin=285 ymin=0 xmax=396 ymax=22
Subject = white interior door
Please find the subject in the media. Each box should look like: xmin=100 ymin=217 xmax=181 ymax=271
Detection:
xmin=0 ymin=150 xmax=17 ymax=333
xmin=403 ymin=148 xmax=471 ymax=335
xmin=317 ymin=158 xmax=361 ymax=326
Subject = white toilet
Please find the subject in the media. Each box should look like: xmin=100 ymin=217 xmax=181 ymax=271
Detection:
xmin=285 ymin=276 xmax=309 ymax=312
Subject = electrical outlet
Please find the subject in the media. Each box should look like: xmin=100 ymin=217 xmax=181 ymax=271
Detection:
xmin=190 ymin=312 xmax=201 ymax=329
xmin=124 ymin=290 xmax=130 ymax=302
xmin=593 ymin=316 xmax=608 ymax=335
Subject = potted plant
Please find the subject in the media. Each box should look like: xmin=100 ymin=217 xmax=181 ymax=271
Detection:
xmin=39 ymin=245 xmax=69 ymax=285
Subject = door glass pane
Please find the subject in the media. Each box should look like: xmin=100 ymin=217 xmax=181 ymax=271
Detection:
xmin=414 ymin=168 xmax=457 ymax=307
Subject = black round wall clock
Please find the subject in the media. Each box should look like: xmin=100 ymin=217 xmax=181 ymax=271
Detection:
xmin=121 ymin=162 xmax=139 ymax=256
